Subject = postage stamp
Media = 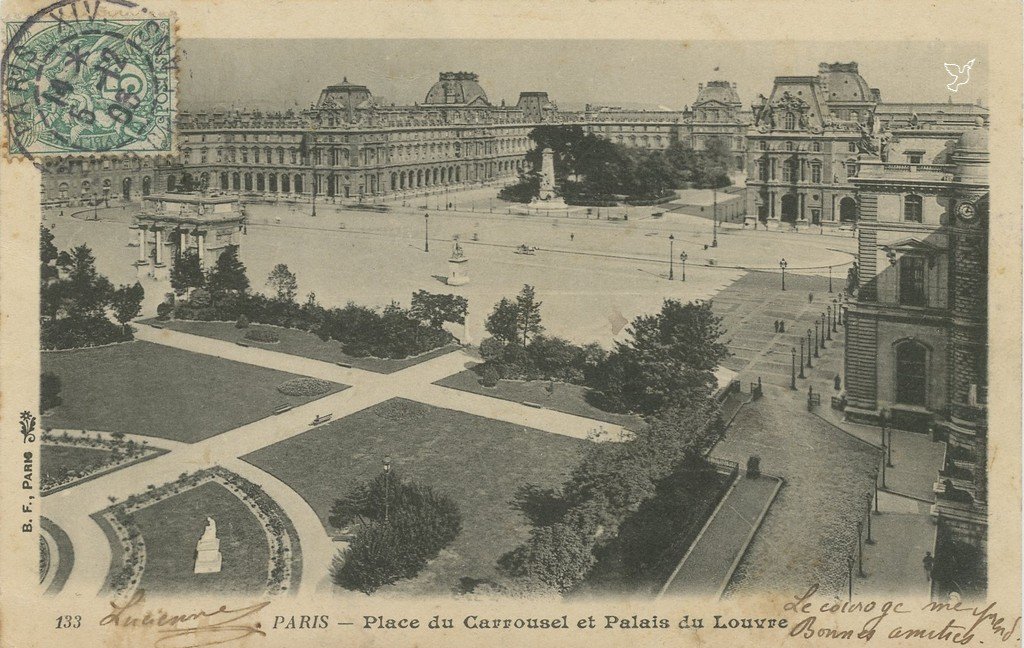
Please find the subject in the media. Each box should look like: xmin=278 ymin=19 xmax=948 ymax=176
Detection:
xmin=3 ymin=15 xmax=174 ymax=157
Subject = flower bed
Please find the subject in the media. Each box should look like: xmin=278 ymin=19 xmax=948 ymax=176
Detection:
xmin=244 ymin=328 xmax=280 ymax=343
xmin=98 ymin=466 xmax=301 ymax=597
xmin=40 ymin=430 xmax=164 ymax=495
xmin=277 ymin=377 xmax=332 ymax=397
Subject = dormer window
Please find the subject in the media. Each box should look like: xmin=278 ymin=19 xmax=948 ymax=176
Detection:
xmin=784 ymin=112 xmax=797 ymax=130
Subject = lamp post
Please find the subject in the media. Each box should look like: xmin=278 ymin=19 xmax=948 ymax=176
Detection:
xmin=881 ymin=410 xmax=893 ymax=467
xmin=829 ymin=265 xmax=833 ymax=293
xmin=857 ymin=521 xmax=865 ymax=577
xmin=847 ymin=554 xmax=855 ymax=601
xmin=826 ymin=308 xmax=833 ymax=340
xmin=814 ymin=322 xmax=820 ymax=358
xmin=806 ymin=329 xmax=813 ymax=368
xmin=424 ymin=213 xmax=429 ymax=253
xmin=822 ymin=313 xmax=829 ymax=344
xmin=679 ymin=251 xmax=687 ymax=282
xmin=832 ymin=300 xmax=839 ymax=332
xmin=668 ymin=234 xmax=675 ymax=280
xmin=712 ymin=184 xmax=719 ymax=247
xmin=865 ymin=493 xmax=875 ymax=544
xmin=779 ymin=258 xmax=788 ymax=291
xmin=799 ymin=340 xmax=806 ymax=378
xmin=382 ymin=456 xmax=392 ymax=525
xmin=791 ymin=347 xmax=797 ymax=389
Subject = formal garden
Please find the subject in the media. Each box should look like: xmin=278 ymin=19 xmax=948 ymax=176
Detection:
xmin=40 ymin=341 xmax=346 ymax=443
xmin=153 ymin=248 xmax=466 ymax=368
xmin=40 ymin=429 xmax=166 ymax=494
xmin=96 ymin=467 xmax=301 ymax=596
xmin=243 ymin=398 xmax=586 ymax=595
xmin=40 ymin=517 xmax=75 ymax=595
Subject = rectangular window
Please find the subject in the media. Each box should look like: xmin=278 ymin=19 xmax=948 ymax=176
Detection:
xmin=907 ymin=153 xmax=923 ymax=164
xmin=848 ymin=142 xmax=857 ymax=153
xmin=899 ymin=256 xmax=927 ymax=306
xmin=811 ymin=164 xmax=822 ymax=183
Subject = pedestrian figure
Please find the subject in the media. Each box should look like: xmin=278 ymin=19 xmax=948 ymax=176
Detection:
xmin=923 ymin=552 xmax=934 ymax=580
xmin=809 ymin=292 xmax=814 ymax=303
xmin=779 ymin=321 xmax=785 ymax=333
xmin=570 ymin=233 xmax=574 ymax=242
xmin=834 ymin=375 xmax=842 ymax=391
xmin=774 ymin=320 xmax=780 ymax=333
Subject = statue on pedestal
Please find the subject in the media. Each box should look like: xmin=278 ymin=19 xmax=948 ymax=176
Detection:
xmin=446 ymin=238 xmax=469 ymax=286
xmin=194 ymin=516 xmax=223 ymax=574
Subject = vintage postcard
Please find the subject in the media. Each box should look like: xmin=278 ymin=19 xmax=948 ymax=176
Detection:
xmin=0 ymin=1 xmax=1020 ymax=647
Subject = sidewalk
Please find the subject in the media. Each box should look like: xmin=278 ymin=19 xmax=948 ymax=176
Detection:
xmin=659 ymin=474 xmax=781 ymax=599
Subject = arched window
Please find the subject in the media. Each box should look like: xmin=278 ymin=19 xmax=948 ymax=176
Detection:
xmin=895 ymin=341 xmax=928 ymax=406
xmin=784 ymin=112 xmax=796 ymax=130
xmin=903 ymin=194 xmax=923 ymax=222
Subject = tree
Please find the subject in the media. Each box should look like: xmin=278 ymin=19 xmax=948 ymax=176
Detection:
xmin=515 ymin=284 xmax=544 ymax=346
xmin=110 ymin=283 xmax=145 ymax=330
xmin=56 ymin=244 xmax=113 ymax=317
xmin=485 ymin=297 xmax=520 ymax=345
xmin=40 ymin=225 xmax=59 ymax=283
xmin=410 ymin=290 xmax=467 ymax=329
xmin=478 ymin=336 xmax=505 ymax=362
xmin=498 ymin=523 xmax=596 ymax=592
xmin=41 ymin=372 xmax=62 ymax=412
xmin=266 ymin=263 xmax=298 ymax=303
xmin=206 ymin=245 xmax=249 ymax=296
xmin=170 ymin=250 xmax=205 ymax=297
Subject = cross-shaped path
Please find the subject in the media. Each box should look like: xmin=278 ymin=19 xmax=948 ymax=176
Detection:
xmin=45 ymin=324 xmax=626 ymax=598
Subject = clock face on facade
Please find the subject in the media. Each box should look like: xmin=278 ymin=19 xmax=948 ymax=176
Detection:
xmin=957 ymin=202 xmax=976 ymax=220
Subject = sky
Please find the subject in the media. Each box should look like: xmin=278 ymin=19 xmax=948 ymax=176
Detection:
xmin=177 ymin=39 xmax=988 ymax=112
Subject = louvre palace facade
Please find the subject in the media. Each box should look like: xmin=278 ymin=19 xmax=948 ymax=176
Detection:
xmin=39 ymin=71 xmax=751 ymax=207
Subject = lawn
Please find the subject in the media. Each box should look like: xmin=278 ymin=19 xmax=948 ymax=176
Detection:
xmin=243 ymin=398 xmax=587 ymax=595
xmin=41 ymin=445 xmax=114 ymax=482
xmin=435 ymin=369 xmax=644 ymax=430
xmin=143 ymin=319 xmax=459 ymax=373
xmin=41 ymin=341 xmax=347 ymax=443
xmin=132 ymin=481 xmax=270 ymax=595
xmin=40 ymin=517 xmax=75 ymax=595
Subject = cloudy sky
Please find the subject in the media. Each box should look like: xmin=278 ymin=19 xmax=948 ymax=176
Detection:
xmin=177 ymin=39 xmax=987 ymax=112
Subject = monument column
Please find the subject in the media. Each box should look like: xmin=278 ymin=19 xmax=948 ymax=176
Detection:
xmin=197 ymin=232 xmax=206 ymax=267
xmin=154 ymin=227 xmax=163 ymax=265
xmin=137 ymin=228 xmax=147 ymax=263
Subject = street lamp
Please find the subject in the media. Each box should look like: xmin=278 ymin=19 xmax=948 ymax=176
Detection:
xmin=828 ymin=265 xmax=833 ymax=293
xmin=712 ymin=185 xmax=719 ymax=248
xmin=822 ymin=313 xmax=829 ymax=345
xmin=806 ymin=329 xmax=813 ymax=368
xmin=679 ymin=251 xmax=688 ymax=282
xmin=779 ymin=258 xmax=788 ymax=290
xmin=668 ymin=234 xmax=675 ymax=280
xmin=791 ymin=347 xmax=797 ymax=389
xmin=826 ymin=308 xmax=833 ymax=340
xmin=814 ymin=321 xmax=820 ymax=358
xmin=382 ymin=456 xmax=392 ymax=524
xmin=799 ymin=340 xmax=806 ymax=379
xmin=857 ymin=521 xmax=865 ymax=577
xmin=847 ymin=554 xmax=855 ymax=601
xmin=865 ymin=493 xmax=875 ymax=544
xmin=424 ymin=213 xmax=429 ymax=253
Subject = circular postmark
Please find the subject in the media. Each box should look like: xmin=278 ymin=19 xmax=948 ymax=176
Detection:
xmin=3 ymin=0 xmax=173 ymax=158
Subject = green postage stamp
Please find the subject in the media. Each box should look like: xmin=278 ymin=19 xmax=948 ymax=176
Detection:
xmin=3 ymin=16 xmax=174 ymax=157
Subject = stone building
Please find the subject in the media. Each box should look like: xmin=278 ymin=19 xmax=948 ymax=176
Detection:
xmin=843 ymin=123 xmax=988 ymax=594
xmin=744 ymin=62 xmax=988 ymax=229
xmin=40 ymin=72 xmax=756 ymax=206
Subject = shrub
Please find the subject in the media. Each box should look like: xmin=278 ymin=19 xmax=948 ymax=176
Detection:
xmin=479 ymin=365 xmax=500 ymax=388
xmin=155 ymin=302 xmax=173 ymax=320
xmin=244 ymin=328 xmax=279 ymax=343
xmin=235 ymin=314 xmax=250 ymax=328
xmin=497 ymin=523 xmax=596 ymax=592
xmin=478 ymin=336 xmax=505 ymax=362
xmin=41 ymin=315 xmax=133 ymax=350
xmin=276 ymin=377 xmax=332 ymax=397
xmin=331 ymin=474 xmax=462 ymax=593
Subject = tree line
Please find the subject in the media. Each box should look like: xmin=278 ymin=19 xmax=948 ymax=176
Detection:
xmin=500 ymin=125 xmax=734 ymax=205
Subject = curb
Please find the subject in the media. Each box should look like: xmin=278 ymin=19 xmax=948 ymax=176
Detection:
xmin=715 ymin=474 xmax=785 ymax=599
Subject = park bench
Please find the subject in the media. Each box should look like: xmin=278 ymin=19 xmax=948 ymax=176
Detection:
xmin=335 ymin=361 xmax=353 ymax=368
xmin=522 ymin=401 xmax=544 ymax=409
xmin=272 ymin=404 xmax=293 ymax=415
xmin=807 ymin=392 xmax=821 ymax=409
xmin=236 ymin=341 xmax=250 ymax=348
xmin=831 ymin=394 xmax=847 ymax=410
xmin=149 ymin=323 xmax=163 ymax=329
xmin=311 ymin=413 xmax=334 ymax=426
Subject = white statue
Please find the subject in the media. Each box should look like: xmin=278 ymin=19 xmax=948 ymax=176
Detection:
xmin=194 ymin=516 xmax=223 ymax=574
